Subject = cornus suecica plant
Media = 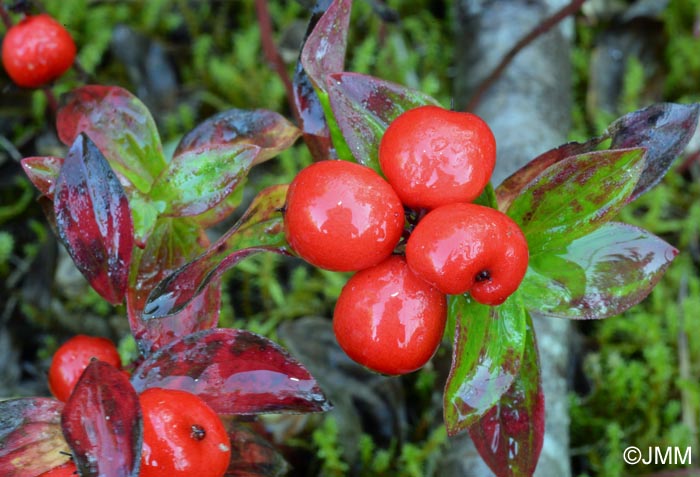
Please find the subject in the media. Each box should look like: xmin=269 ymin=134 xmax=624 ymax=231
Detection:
xmin=1 ymin=1 xmax=699 ymax=476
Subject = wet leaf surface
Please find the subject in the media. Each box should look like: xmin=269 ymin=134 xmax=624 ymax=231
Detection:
xmin=131 ymin=328 xmax=332 ymax=415
xmin=444 ymin=293 xmax=527 ymax=436
xmin=469 ymin=314 xmax=544 ymax=477
xmin=521 ymin=222 xmax=678 ymax=319
xmin=53 ymin=133 xmax=134 ymax=305
xmin=142 ymin=184 xmax=289 ymax=320
xmin=57 ymin=85 xmax=166 ymax=193
xmin=151 ymin=143 xmax=260 ymax=217
xmin=326 ymin=72 xmax=440 ymax=172
xmin=224 ymin=420 xmax=290 ymax=477
xmin=20 ymin=156 xmax=63 ymax=199
xmin=127 ymin=217 xmax=221 ymax=355
xmin=496 ymin=102 xmax=700 ymax=210
xmin=507 ymin=148 xmax=646 ymax=255
xmin=61 ymin=360 xmax=142 ymax=477
xmin=0 ymin=398 xmax=71 ymax=477
xmin=174 ymin=108 xmax=301 ymax=165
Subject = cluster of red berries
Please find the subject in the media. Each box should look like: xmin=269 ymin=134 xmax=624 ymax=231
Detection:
xmin=284 ymin=105 xmax=529 ymax=375
xmin=1 ymin=13 xmax=76 ymax=88
xmin=45 ymin=335 xmax=231 ymax=477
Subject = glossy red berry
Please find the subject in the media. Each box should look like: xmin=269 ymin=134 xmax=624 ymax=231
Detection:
xmin=37 ymin=461 xmax=77 ymax=477
xmin=333 ymin=256 xmax=447 ymax=375
xmin=284 ymin=160 xmax=405 ymax=272
xmin=139 ymin=387 xmax=231 ymax=477
xmin=405 ymin=203 xmax=529 ymax=305
xmin=1 ymin=14 xmax=77 ymax=88
xmin=48 ymin=335 xmax=122 ymax=402
xmin=379 ymin=105 xmax=496 ymax=209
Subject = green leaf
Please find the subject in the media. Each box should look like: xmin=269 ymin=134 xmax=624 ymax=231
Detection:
xmin=150 ymin=143 xmax=260 ymax=217
xmin=521 ymin=222 xmax=678 ymax=319
xmin=469 ymin=313 xmax=544 ymax=477
xmin=142 ymin=184 xmax=290 ymax=320
xmin=326 ymin=72 xmax=440 ymax=173
xmin=56 ymin=85 xmax=166 ymax=194
xmin=507 ymin=148 xmax=646 ymax=256
xmin=129 ymin=192 xmax=163 ymax=248
xmin=444 ymin=292 xmax=527 ymax=436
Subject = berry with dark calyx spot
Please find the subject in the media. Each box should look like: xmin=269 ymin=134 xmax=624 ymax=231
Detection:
xmin=405 ymin=202 xmax=529 ymax=305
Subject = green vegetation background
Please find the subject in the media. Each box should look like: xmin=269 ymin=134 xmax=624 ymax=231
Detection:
xmin=1 ymin=1 xmax=699 ymax=476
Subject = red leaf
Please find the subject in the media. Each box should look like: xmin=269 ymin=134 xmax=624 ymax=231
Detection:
xmin=61 ymin=360 xmax=142 ymax=477
xmin=469 ymin=317 xmax=544 ymax=477
xmin=127 ymin=218 xmax=221 ymax=355
xmin=131 ymin=328 xmax=332 ymax=416
xmin=54 ymin=133 xmax=134 ymax=305
xmin=224 ymin=421 xmax=289 ymax=477
xmin=21 ymin=156 xmax=64 ymax=199
xmin=0 ymin=398 xmax=71 ymax=477
xmin=57 ymin=85 xmax=166 ymax=194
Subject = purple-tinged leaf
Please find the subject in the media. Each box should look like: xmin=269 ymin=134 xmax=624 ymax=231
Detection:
xmin=292 ymin=0 xmax=335 ymax=161
xmin=521 ymin=222 xmax=678 ymax=319
xmin=143 ymin=184 xmax=289 ymax=320
xmin=61 ymin=360 xmax=142 ymax=477
xmin=20 ymin=156 xmax=63 ymax=199
xmin=175 ymin=109 xmax=301 ymax=165
xmin=469 ymin=314 xmax=544 ymax=477
xmin=224 ymin=421 xmax=289 ymax=477
xmin=127 ymin=218 xmax=221 ymax=355
xmin=57 ymin=85 xmax=166 ymax=194
xmin=300 ymin=0 xmax=351 ymax=92
xmin=444 ymin=293 xmax=527 ymax=437
xmin=0 ymin=398 xmax=70 ymax=477
xmin=326 ymin=72 xmax=440 ymax=171
xmin=609 ymin=102 xmax=700 ymax=200
xmin=151 ymin=144 xmax=260 ymax=217
xmin=54 ymin=133 xmax=134 ymax=305
xmin=190 ymin=184 xmax=246 ymax=229
xmin=131 ymin=328 xmax=332 ymax=415
xmin=507 ymin=148 xmax=646 ymax=256
xmin=497 ymin=102 xmax=700 ymax=210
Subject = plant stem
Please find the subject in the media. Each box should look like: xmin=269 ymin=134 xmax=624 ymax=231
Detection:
xmin=466 ymin=0 xmax=585 ymax=111
xmin=0 ymin=4 xmax=13 ymax=29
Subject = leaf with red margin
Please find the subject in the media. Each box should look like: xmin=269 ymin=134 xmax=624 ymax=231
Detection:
xmin=292 ymin=0 xmax=335 ymax=160
xmin=0 ymin=398 xmax=71 ymax=477
xmin=444 ymin=292 xmax=527 ymax=437
xmin=127 ymin=217 xmax=221 ymax=355
xmin=20 ymin=156 xmax=63 ymax=199
xmin=142 ymin=184 xmax=289 ymax=320
xmin=131 ymin=328 xmax=332 ymax=415
xmin=57 ymin=85 xmax=166 ymax=194
xmin=326 ymin=72 xmax=440 ymax=172
xmin=469 ymin=313 xmax=544 ymax=477
xmin=175 ymin=109 xmax=302 ymax=165
xmin=496 ymin=102 xmax=700 ymax=210
xmin=224 ymin=421 xmax=289 ymax=477
xmin=150 ymin=144 xmax=260 ymax=218
xmin=61 ymin=360 xmax=142 ymax=477
xmin=54 ymin=133 xmax=134 ymax=305
xmin=520 ymin=222 xmax=678 ymax=319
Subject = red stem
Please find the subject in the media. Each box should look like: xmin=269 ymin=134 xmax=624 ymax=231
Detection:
xmin=0 ymin=4 xmax=14 ymax=29
xmin=254 ymin=0 xmax=300 ymax=125
xmin=466 ymin=0 xmax=586 ymax=111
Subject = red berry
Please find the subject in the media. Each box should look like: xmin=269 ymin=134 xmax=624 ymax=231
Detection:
xmin=1 ymin=14 xmax=77 ymax=88
xmin=139 ymin=388 xmax=231 ymax=477
xmin=333 ymin=256 xmax=447 ymax=375
xmin=379 ymin=105 xmax=496 ymax=209
xmin=37 ymin=461 xmax=77 ymax=477
xmin=48 ymin=335 xmax=122 ymax=402
xmin=405 ymin=203 xmax=528 ymax=305
xmin=284 ymin=160 xmax=405 ymax=272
